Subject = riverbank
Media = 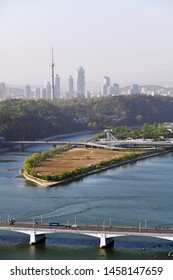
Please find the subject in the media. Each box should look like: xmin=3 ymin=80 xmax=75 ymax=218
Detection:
xmin=23 ymin=148 xmax=170 ymax=187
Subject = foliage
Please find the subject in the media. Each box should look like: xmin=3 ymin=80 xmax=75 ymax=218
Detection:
xmin=0 ymin=99 xmax=84 ymax=140
xmin=135 ymin=115 xmax=143 ymax=123
xmin=1 ymin=95 xmax=173 ymax=140
xmin=110 ymin=123 xmax=173 ymax=140
xmin=24 ymin=145 xmax=71 ymax=176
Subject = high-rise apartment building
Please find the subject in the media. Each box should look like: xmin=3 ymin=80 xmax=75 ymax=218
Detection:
xmin=102 ymin=76 xmax=110 ymax=95
xmin=104 ymin=76 xmax=110 ymax=87
xmin=41 ymin=88 xmax=47 ymax=100
xmin=68 ymin=75 xmax=74 ymax=98
xmin=24 ymin=84 xmax=31 ymax=99
xmin=130 ymin=84 xmax=140 ymax=95
xmin=35 ymin=88 xmax=41 ymax=100
xmin=102 ymin=83 xmax=108 ymax=95
xmin=107 ymin=85 xmax=114 ymax=95
xmin=0 ymin=82 xmax=5 ymax=99
xmin=46 ymin=82 xmax=51 ymax=99
xmin=76 ymin=66 xmax=85 ymax=97
xmin=55 ymin=74 xmax=60 ymax=99
xmin=112 ymin=83 xmax=120 ymax=95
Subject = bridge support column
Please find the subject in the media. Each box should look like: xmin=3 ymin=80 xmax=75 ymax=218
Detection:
xmin=29 ymin=231 xmax=46 ymax=245
xmin=99 ymin=233 xmax=114 ymax=248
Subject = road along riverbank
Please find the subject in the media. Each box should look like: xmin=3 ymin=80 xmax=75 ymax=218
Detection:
xmin=22 ymin=148 xmax=171 ymax=187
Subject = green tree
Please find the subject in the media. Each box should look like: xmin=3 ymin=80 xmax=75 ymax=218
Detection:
xmin=135 ymin=115 xmax=143 ymax=123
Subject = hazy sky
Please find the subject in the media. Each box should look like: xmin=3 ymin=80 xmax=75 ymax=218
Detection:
xmin=0 ymin=0 xmax=173 ymax=89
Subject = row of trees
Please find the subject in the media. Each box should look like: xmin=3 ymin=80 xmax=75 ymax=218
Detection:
xmin=24 ymin=145 xmax=71 ymax=177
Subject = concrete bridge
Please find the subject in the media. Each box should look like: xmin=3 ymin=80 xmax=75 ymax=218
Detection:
xmin=5 ymin=139 xmax=173 ymax=151
xmin=1 ymin=222 xmax=173 ymax=248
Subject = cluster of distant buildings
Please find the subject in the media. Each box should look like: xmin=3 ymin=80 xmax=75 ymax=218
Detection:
xmin=1 ymin=67 xmax=173 ymax=101
xmin=0 ymin=66 xmax=86 ymax=101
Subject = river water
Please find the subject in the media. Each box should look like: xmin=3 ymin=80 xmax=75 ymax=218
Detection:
xmin=0 ymin=132 xmax=173 ymax=260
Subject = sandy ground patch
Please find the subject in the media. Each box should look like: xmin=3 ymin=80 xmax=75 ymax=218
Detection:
xmin=35 ymin=148 xmax=130 ymax=176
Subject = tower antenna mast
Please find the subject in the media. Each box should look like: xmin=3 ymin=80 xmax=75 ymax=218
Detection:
xmin=51 ymin=45 xmax=55 ymax=100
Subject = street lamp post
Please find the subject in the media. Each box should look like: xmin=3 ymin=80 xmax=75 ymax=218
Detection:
xmin=67 ymin=219 xmax=69 ymax=227
xmin=33 ymin=218 xmax=35 ymax=229
xmin=103 ymin=220 xmax=105 ymax=231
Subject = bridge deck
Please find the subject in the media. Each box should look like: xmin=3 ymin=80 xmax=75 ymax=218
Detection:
xmin=1 ymin=222 xmax=173 ymax=235
xmin=1 ymin=222 xmax=173 ymax=247
xmin=6 ymin=140 xmax=173 ymax=148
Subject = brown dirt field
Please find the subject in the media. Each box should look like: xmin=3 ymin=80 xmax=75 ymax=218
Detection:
xmin=35 ymin=148 xmax=131 ymax=176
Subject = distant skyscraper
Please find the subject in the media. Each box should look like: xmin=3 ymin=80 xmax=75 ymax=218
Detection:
xmin=41 ymin=88 xmax=47 ymax=100
xmin=104 ymin=76 xmax=110 ymax=87
xmin=107 ymin=85 xmax=114 ymax=95
xmin=0 ymin=82 xmax=5 ymax=99
xmin=130 ymin=84 xmax=140 ymax=95
xmin=102 ymin=76 xmax=110 ymax=95
xmin=68 ymin=75 xmax=74 ymax=98
xmin=24 ymin=84 xmax=31 ymax=99
xmin=76 ymin=66 xmax=85 ymax=97
xmin=112 ymin=83 xmax=120 ymax=95
xmin=55 ymin=74 xmax=60 ymax=99
xmin=35 ymin=88 xmax=41 ymax=100
xmin=46 ymin=82 xmax=51 ymax=99
xmin=102 ymin=83 xmax=108 ymax=95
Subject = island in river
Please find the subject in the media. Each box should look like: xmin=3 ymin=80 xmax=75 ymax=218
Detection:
xmin=23 ymin=146 xmax=170 ymax=187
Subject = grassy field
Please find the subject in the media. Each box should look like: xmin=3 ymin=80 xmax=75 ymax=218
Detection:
xmin=35 ymin=147 xmax=134 ymax=176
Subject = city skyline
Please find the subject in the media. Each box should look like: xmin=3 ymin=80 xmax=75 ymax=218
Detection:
xmin=0 ymin=0 xmax=173 ymax=87
xmin=1 ymin=75 xmax=173 ymax=101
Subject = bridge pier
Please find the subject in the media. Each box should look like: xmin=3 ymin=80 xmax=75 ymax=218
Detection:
xmin=29 ymin=231 xmax=46 ymax=245
xmin=99 ymin=233 xmax=114 ymax=248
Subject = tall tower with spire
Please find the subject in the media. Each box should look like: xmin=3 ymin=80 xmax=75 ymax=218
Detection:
xmin=51 ymin=46 xmax=55 ymax=100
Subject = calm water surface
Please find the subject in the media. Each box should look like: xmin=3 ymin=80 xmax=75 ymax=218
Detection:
xmin=0 ymin=132 xmax=173 ymax=260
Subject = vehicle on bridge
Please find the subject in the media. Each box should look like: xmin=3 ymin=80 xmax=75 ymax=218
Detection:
xmin=9 ymin=218 xmax=16 ymax=225
xmin=49 ymin=222 xmax=59 ymax=226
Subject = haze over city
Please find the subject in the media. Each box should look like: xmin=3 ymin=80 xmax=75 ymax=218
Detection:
xmin=0 ymin=0 xmax=173 ymax=89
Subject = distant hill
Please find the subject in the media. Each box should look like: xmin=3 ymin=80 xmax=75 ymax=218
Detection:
xmin=0 ymin=95 xmax=173 ymax=140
